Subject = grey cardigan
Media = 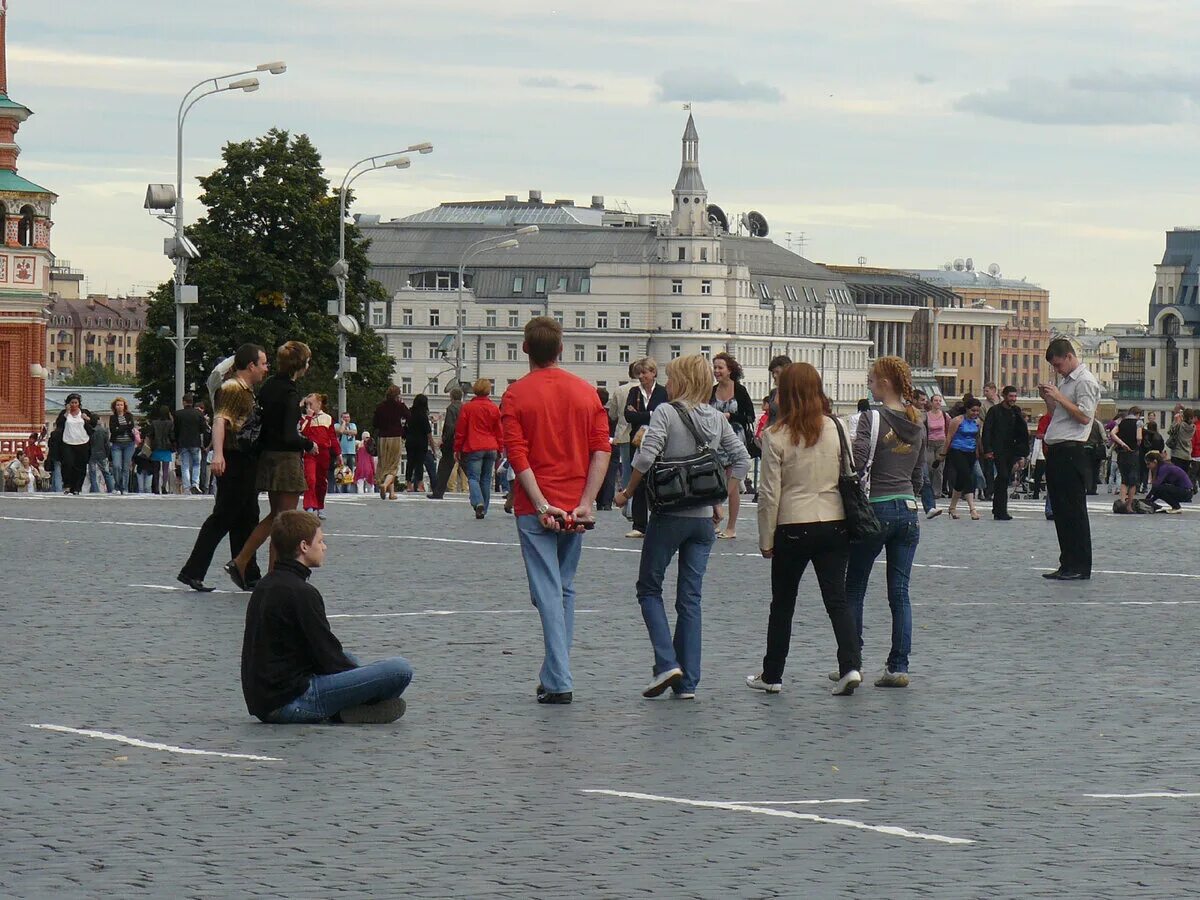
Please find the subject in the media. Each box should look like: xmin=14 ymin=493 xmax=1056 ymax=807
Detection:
xmin=633 ymin=402 xmax=750 ymax=518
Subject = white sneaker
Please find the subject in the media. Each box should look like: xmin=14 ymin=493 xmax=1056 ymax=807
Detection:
xmin=874 ymin=669 xmax=910 ymax=688
xmin=746 ymin=673 xmax=782 ymax=693
xmin=831 ymin=670 xmax=862 ymax=695
xmin=642 ymin=667 xmax=683 ymax=698
xmin=625 ymin=529 xmax=645 ymax=539
xmin=1164 ymin=507 xmax=1183 ymax=515
xmin=675 ymin=692 xmax=696 ymax=700
xmin=926 ymin=509 xmax=943 ymax=519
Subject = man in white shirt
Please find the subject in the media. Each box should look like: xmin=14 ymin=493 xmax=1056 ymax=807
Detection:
xmin=1039 ymin=338 xmax=1101 ymax=581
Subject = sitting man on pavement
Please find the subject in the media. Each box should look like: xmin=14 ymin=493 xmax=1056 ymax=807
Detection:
xmin=241 ymin=510 xmax=413 ymax=724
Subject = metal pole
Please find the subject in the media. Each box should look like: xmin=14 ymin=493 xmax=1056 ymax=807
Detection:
xmin=174 ymin=97 xmax=187 ymax=411
xmin=337 ymin=179 xmax=349 ymax=415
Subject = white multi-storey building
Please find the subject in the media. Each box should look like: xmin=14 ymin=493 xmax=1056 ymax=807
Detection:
xmin=360 ymin=115 xmax=871 ymax=411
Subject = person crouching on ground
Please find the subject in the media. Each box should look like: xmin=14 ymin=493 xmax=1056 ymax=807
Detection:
xmin=241 ymin=510 xmax=413 ymax=724
xmin=1143 ymin=451 xmax=1192 ymax=514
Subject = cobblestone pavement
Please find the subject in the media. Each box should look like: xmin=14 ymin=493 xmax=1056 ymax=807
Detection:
xmin=1 ymin=490 xmax=1198 ymax=898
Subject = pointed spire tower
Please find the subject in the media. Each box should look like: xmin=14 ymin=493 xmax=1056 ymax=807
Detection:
xmin=670 ymin=113 xmax=709 ymax=236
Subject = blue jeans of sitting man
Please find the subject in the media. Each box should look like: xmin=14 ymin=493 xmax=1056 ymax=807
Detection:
xmin=845 ymin=499 xmax=920 ymax=674
xmin=263 ymin=654 xmax=413 ymax=723
xmin=464 ymin=450 xmax=496 ymax=513
xmin=516 ymin=514 xmax=584 ymax=694
xmin=179 ymin=446 xmax=202 ymax=492
xmin=635 ymin=512 xmax=716 ymax=694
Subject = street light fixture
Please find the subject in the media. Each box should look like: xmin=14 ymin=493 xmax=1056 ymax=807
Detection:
xmin=455 ymin=226 xmax=539 ymax=387
xmin=332 ymin=144 xmax=433 ymax=413
xmin=158 ymin=61 xmax=286 ymax=410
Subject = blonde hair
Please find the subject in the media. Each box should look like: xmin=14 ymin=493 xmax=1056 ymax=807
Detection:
xmin=639 ymin=357 xmax=658 ymax=375
xmin=871 ymin=356 xmax=920 ymax=423
xmin=665 ymin=354 xmax=713 ymax=408
xmin=472 ymin=378 xmax=492 ymax=397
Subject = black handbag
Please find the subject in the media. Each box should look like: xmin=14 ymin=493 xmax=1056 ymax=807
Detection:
xmin=236 ymin=405 xmax=264 ymax=456
xmin=645 ymin=403 xmax=729 ymax=514
xmin=830 ymin=415 xmax=882 ymax=542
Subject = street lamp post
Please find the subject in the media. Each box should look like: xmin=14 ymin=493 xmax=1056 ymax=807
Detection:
xmin=170 ymin=61 xmax=286 ymax=410
xmin=332 ymin=143 xmax=433 ymax=415
xmin=455 ymin=226 xmax=539 ymax=388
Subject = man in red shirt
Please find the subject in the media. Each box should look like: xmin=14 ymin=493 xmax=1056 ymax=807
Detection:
xmin=501 ymin=317 xmax=611 ymax=704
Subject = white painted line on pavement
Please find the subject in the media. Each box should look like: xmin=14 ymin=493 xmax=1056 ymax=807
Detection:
xmin=582 ymin=789 xmax=975 ymax=845
xmin=715 ymin=798 xmax=870 ymax=806
xmin=328 ymin=608 xmax=598 ymax=619
xmin=1083 ymin=792 xmax=1200 ymax=799
xmin=28 ymin=724 xmax=282 ymax=762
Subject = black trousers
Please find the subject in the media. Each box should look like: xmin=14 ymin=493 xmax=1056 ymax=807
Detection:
xmin=180 ymin=450 xmax=262 ymax=581
xmin=60 ymin=443 xmax=89 ymax=492
xmin=429 ymin=444 xmax=456 ymax=498
xmin=632 ymin=482 xmax=649 ymax=532
xmin=1045 ymin=442 xmax=1092 ymax=576
xmin=404 ymin=444 xmax=426 ymax=486
xmin=762 ymin=521 xmax=860 ymax=682
xmin=1032 ymin=459 xmax=1047 ymax=497
xmin=1148 ymin=482 xmax=1190 ymax=510
xmin=991 ymin=455 xmax=1014 ymax=518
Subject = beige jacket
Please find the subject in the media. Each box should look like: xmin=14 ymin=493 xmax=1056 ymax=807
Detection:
xmin=757 ymin=417 xmax=845 ymax=553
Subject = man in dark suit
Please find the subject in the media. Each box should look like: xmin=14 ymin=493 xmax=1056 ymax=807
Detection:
xmin=623 ymin=357 xmax=668 ymax=538
xmin=982 ymin=385 xmax=1030 ymax=521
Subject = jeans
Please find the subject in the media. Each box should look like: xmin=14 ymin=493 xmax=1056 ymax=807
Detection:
xmin=635 ymin=513 xmax=716 ymax=693
xmin=1045 ymin=442 xmax=1091 ymax=576
xmin=111 ymin=442 xmax=136 ymax=493
xmin=179 ymin=446 xmax=202 ymax=491
xmin=919 ymin=450 xmax=937 ymax=514
xmin=762 ymin=521 xmax=860 ymax=683
xmin=516 ymin=514 xmax=584 ymax=694
xmin=51 ymin=461 xmax=62 ymax=493
xmin=465 ymin=450 xmax=496 ymax=512
xmin=88 ymin=459 xmax=114 ymax=493
xmin=846 ymin=499 xmax=919 ymax=674
xmin=263 ymin=656 xmax=413 ymax=723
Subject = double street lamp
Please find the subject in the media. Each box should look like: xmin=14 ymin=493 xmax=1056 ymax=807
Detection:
xmin=455 ymin=226 xmax=539 ymax=387
xmin=147 ymin=61 xmax=287 ymax=409
xmin=330 ymin=144 xmax=433 ymax=414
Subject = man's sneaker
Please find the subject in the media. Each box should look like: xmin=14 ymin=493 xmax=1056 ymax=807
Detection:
xmin=745 ymin=673 xmax=782 ymax=693
xmin=338 ymin=697 xmax=406 ymax=724
xmin=625 ymin=529 xmax=644 ymax=539
xmin=675 ymin=692 xmax=696 ymax=700
xmin=926 ymin=509 xmax=943 ymax=519
xmin=642 ymin=667 xmax=683 ymax=698
xmin=474 ymin=504 xmax=486 ymax=519
xmin=831 ymin=670 xmax=862 ymax=695
xmin=537 ymin=691 xmax=572 ymax=704
xmin=874 ymin=669 xmax=910 ymax=688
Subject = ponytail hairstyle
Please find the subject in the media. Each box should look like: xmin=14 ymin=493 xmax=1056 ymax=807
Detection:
xmin=870 ymin=355 xmax=920 ymax=424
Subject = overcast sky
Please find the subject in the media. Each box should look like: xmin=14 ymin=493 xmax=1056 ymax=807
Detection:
xmin=18 ymin=0 xmax=1200 ymax=325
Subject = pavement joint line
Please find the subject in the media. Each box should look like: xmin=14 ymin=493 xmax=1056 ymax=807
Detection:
xmin=27 ymin=724 xmax=283 ymax=762
xmin=327 ymin=608 xmax=599 ymax=619
xmin=581 ymin=789 xmax=975 ymax=845
xmin=1083 ymin=792 xmax=1200 ymax=799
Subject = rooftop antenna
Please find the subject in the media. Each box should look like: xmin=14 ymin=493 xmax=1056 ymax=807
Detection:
xmin=857 ymin=255 xmax=867 ymax=267
xmin=794 ymin=232 xmax=808 ymax=255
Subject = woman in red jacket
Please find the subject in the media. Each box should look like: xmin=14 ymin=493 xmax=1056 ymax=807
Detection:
xmin=453 ymin=378 xmax=504 ymax=519
xmin=301 ymin=393 xmax=336 ymax=519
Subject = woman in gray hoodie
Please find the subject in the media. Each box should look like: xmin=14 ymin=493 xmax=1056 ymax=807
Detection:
xmin=844 ymin=356 xmax=926 ymax=688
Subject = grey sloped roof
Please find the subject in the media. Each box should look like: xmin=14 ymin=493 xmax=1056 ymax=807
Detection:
xmin=905 ymin=268 xmax=1044 ymax=291
xmin=674 ymin=166 xmax=706 ymax=193
xmin=362 ymin=222 xmax=660 ymax=270
xmin=724 ymin=236 xmax=844 ymax=282
xmin=396 ymin=203 xmax=603 ymax=227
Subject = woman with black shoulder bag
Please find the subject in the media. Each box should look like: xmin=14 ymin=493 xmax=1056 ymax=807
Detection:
xmin=615 ymin=354 xmax=749 ymax=701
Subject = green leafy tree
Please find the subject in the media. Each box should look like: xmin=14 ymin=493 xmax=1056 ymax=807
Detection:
xmin=138 ymin=129 xmax=393 ymax=419
xmin=63 ymin=361 xmax=136 ymax=386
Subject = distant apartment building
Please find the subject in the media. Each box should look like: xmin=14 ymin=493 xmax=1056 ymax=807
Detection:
xmin=45 ymin=284 xmax=148 ymax=381
xmin=1048 ymin=318 xmax=1119 ymax=394
xmin=906 ymin=263 xmax=1052 ymax=395
xmin=1115 ymin=227 xmax=1200 ymax=408
xmin=826 ymin=266 xmax=1010 ymax=399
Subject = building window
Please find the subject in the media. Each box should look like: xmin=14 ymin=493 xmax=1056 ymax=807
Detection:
xmin=507 ymin=343 xmax=518 ymax=361
xmin=596 ymin=311 xmax=608 ymax=328
xmin=535 ymin=276 xmax=547 ymax=294
xmin=400 ymin=376 xmax=412 ymax=394
xmin=669 ymin=344 xmax=681 ymax=360
xmin=484 ymin=342 xmax=496 ymax=361
xmin=580 ymin=277 xmax=591 ymax=293
xmin=369 ymin=302 xmax=386 ymax=327
xmin=576 ymin=311 xmax=587 ymax=328
xmin=678 ymin=247 xmax=686 ymax=261
xmin=557 ymin=276 xmax=568 ymax=291
xmin=1150 ymin=379 xmax=1156 ymax=397
xmin=618 ymin=344 xmax=630 ymax=363
xmin=700 ymin=247 xmax=708 ymax=262
xmin=429 ymin=309 xmax=440 ymax=326
xmin=574 ymin=344 xmax=586 ymax=363
xmin=402 ymin=308 xmax=413 ymax=326
xmin=701 ymin=280 xmax=712 ymax=295
xmin=457 ymin=308 xmax=467 ymax=327
xmin=596 ymin=344 xmax=608 ymax=363
xmin=1150 ymin=349 xmax=1156 ymax=367
xmin=401 ymin=341 xmax=413 ymax=360
xmin=700 ymin=345 xmax=711 ymax=358
xmin=671 ymin=312 xmax=683 ymax=330
xmin=428 ymin=341 xmax=441 ymax=359
xmin=671 ymin=279 xmax=683 ymax=295
xmin=759 ymin=282 xmax=771 ymax=300
xmin=619 ymin=311 xmax=631 ymax=329
xmin=486 ymin=309 xmax=497 ymax=327
xmin=553 ymin=309 xmax=564 ymax=325
xmin=700 ymin=312 xmax=711 ymax=331
xmin=513 ymin=276 xmax=524 ymax=293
